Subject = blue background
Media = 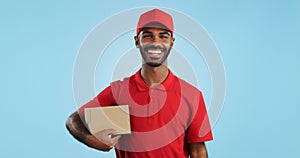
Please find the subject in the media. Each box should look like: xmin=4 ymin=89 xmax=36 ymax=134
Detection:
xmin=1 ymin=0 xmax=299 ymax=158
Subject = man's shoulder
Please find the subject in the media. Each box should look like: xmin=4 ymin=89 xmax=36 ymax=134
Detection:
xmin=110 ymin=77 xmax=131 ymax=86
xmin=175 ymin=76 xmax=202 ymax=94
xmin=110 ymin=73 xmax=136 ymax=88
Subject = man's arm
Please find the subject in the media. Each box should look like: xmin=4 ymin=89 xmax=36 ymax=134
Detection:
xmin=189 ymin=142 xmax=208 ymax=158
xmin=65 ymin=112 xmax=120 ymax=151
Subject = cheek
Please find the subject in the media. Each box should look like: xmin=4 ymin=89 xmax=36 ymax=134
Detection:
xmin=139 ymin=44 xmax=146 ymax=50
xmin=163 ymin=43 xmax=172 ymax=50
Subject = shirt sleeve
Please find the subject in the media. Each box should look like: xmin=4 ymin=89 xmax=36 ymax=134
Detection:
xmin=186 ymin=92 xmax=213 ymax=143
xmin=77 ymin=86 xmax=116 ymax=114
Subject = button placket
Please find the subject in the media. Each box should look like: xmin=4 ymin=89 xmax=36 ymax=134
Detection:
xmin=149 ymin=88 xmax=158 ymax=114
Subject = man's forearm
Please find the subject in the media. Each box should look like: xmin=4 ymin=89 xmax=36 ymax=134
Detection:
xmin=189 ymin=142 xmax=208 ymax=158
xmin=190 ymin=151 xmax=208 ymax=158
xmin=66 ymin=112 xmax=112 ymax=151
xmin=66 ymin=112 xmax=89 ymax=142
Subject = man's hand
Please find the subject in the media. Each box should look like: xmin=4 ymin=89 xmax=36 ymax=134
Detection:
xmin=94 ymin=129 xmax=121 ymax=148
xmin=66 ymin=112 xmax=121 ymax=152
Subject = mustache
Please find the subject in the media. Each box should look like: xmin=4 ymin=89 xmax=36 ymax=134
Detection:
xmin=144 ymin=45 xmax=167 ymax=51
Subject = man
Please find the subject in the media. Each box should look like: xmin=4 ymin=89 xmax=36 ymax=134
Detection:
xmin=66 ymin=8 xmax=213 ymax=158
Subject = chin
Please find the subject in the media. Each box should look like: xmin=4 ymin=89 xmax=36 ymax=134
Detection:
xmin=146 ymin=62 xmax=162 ymax=67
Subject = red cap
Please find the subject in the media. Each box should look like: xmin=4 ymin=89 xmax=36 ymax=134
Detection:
xmin=136 ymin=9 xmax=174 ymax=36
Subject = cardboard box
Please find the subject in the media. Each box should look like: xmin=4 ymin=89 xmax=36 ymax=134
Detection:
xmin=84 ymin=105 xmax=131 ymax=135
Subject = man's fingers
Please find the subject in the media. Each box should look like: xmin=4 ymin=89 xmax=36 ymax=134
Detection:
xmin=93 ymin=129 xmax=121 ymax=147
xmin=110 ymin=135 xmax=121 ymax=147
xmin=111 ymin=134 xmax=121 ymax=142
xmin=94 ymin=129 xmax=116 ymax=137
xmin=104 ymin=129 xmax=117 ymax=135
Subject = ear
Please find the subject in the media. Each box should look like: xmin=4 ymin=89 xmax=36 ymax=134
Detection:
xmin=134 ymin=36 xmax=140 ymax=48
xmin=170 ymin=37 xmax=175 ymax=47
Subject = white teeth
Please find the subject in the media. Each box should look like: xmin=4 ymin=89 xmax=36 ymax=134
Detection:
xmin=148 ymin=50 xmax=162 ymax=54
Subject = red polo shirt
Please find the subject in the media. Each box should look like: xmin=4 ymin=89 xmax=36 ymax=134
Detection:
xmin=79 ymin=69 xmax=213 ymax=157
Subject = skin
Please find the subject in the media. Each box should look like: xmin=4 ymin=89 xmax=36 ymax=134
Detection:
xmin=134 ymin=26 xmax=174 ymax=86
xmin=189 ymin=142 xmax=209 ymax=158
xmin=66 ymin=24 xmax=209 ymax=158
xmin=66 ymin=112 xmax=120 ymax=152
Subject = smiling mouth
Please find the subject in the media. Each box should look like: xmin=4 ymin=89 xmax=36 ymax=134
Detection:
xmin=146 ymin=50 xmax=163 ymax=58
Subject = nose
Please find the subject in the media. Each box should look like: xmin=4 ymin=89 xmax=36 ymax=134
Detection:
xmin=151 ymin=34 xmax=161 ymax=43
xmin=150 ymin=41 xmax=162 ymax=47
xmin=151 ymin=35 xmax=164 ymax=46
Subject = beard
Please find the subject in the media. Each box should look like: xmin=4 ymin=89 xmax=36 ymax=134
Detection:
xmin=139 ymin=43 xmax=172 ymax=67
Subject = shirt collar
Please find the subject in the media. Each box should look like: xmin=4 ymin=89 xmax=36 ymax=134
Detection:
xmin=134 ymin=68 xmax=175 ymax=92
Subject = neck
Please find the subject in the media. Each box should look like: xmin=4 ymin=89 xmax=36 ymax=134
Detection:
xmin=141 ymin=64 xmax=169 ymax=87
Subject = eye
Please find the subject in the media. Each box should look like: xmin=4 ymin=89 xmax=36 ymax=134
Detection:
xmin=143 ymin=34 xmax=152 ymax=38
xmin=160 ymin=35 xmax=168 ymax=39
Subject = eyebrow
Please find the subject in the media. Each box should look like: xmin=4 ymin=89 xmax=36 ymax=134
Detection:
xmin=159 ymin=31 xmax=171 ymax=36
xmin=141 ymin=30 xmax=171 ymax=36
